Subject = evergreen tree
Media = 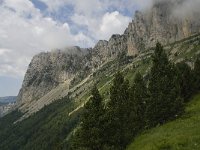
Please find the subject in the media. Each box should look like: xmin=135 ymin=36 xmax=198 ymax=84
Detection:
xmin=193 ymin=58 xmax=200 ymax=91
xmin=129 ymin=72 xmax=148 ymax=133
xmin=176 ymin=62 xmax=194 ymax=101
xmin=146 ymin=42 xmax=183 ymax=127
xmin=104 ymin=72 xmax=130 ymax=150
xmin=71 ymin=86 xmax=104 ymax=150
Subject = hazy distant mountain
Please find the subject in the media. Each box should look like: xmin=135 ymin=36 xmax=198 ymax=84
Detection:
xmin=0 ymin=96 xmax=16 ymax=104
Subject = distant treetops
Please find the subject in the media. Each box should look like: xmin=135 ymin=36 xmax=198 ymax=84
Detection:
xmin=70 ymin=42 xmax=200 ymax=150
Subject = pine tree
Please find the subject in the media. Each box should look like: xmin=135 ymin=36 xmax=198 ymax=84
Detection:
xmin=193 ymin=58 xmax=200 ymax=91
xmin=104 ymin=72 xmax=130 ymax=150
xmin=71 ymin=86 xmax=104 ymax=150
xmin=129 ymin=72 xmax=148 ymax=133
xmin=146 ymin=42 xmax=183 ymax=127
xmin=176 ymin=62 xmax=194 ymax=101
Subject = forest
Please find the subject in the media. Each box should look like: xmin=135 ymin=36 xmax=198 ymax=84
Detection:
xmin=69 ymin=43 xmax=200 ymax=150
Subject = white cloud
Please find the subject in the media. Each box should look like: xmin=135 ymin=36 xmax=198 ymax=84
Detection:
xmin=172 ymin=0 xmax=200 ymax=18
xmin=71 ymin=11 xmax=131 ymax=40
xmin=0 ymin=0 xmax=135 ymax=79
xmin=0 ymin=0 xmax=166 ymax=79
xmin=0 ymin=48 xmax=28 ymax=77
xmin=0 ymin=0 xmax=94 ymax=78
xmin=98 ymin=11 xmax=131 ymax=40
xmin=1 ymin=0 xmax=200 ymax=96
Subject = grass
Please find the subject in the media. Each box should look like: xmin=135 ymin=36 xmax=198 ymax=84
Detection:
xmin=0 ymin=97 xmax=81 ymax=150
xmin=127 ymin=93 xmax=200 ymax=150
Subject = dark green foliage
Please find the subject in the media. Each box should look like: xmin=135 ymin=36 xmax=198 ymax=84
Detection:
xmin=127 ymin=93 xmax=200 ymax=150
xmin=146 ymin=43 xmax=183 ymax=127
xmin=129 ymin=73 xmax=148 ymax=133
xmin=71 ymin=86 xmax=105 ymax=150
xmin=70 ymin=43 xmax=188 ymax=149
xmin=0 ymin=110 xmax=22 ymax=131
xmin=0 ymin=97 xmax=81 ymax=150
xmin=2 ymin=42 xmax=199 ymax=150
xmin=104 ymin=72 xmax=130 ymax=150
xmin=193 ymin=58 xmax=200 ymax=91
xmin=176 ymin=62 xmax=194 ymax=101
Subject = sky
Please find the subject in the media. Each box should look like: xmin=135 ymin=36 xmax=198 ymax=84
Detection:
xmin=0 ymin=0 xmax=152 ymax=97
xmin=1 ymin=0 xmax=200 ymax=97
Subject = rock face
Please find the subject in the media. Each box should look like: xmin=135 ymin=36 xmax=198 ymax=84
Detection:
xmin=17 ymin=0 xmax=200 ymax=114
xmin=125 ymin=0 xmax=200 ymax=51
xmin=16 ymin=47 xmax=91 ymax=111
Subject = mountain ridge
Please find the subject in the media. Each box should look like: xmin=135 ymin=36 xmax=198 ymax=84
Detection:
xmin=0 ymin=30 xmax=199 ymax=150
xmin=16 ymin=0 xmax=200 ymax=118
xmin=0 ymin=96 xmax=16 ymax=104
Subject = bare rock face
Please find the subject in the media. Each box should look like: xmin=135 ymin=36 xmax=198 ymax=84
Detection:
xmin=108 ymin=34 xmax=128 ymax=57
xmin=16 ymin=0 xmax=200 ymax=115
xmin=125 ymin=0 xmax=200 ymax=50
xmin=16 ymin=47 xmax=90 ymax=110
xmin=91 ymin=40 xmax=109 ymax=68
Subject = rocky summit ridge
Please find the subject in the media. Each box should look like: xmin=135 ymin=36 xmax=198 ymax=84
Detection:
xmin=16 ymin=0 xmax=200 ymax=117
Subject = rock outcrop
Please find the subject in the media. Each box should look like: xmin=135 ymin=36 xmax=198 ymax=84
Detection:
xmin=16 ymin=47 xmax=91 ymax=111
xmin=125 ymin=0 xmax=200 ymax=51
xmin=17 ymin=0 xmax=200 ymax=115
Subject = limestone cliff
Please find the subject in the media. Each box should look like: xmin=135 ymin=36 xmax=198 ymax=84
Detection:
xmin=16 ymin=47 xmax=91 ymax=111
xmin=16 ymin=0 xmax=200 ymax=115
xmin=125 ymin=0 xmax=200 ymax=52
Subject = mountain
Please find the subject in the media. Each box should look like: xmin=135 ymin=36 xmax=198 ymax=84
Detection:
xmin=0 ymin=33 xmax=199 ymax=149
xmin=0 ymin=96 xmax=16 ymax=104
xmin=0 ymin=0 xmax=200 ymax=149
xmin=0 ymin=96 xmax=16 ymax=117
xmin=16 ymin=47 xmax=91 ymax=113
xmin=16 ymin=0 xmax=200 ymax=119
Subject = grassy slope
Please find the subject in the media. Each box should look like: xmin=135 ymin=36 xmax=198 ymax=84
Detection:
xmin=0 ymin=34 xmax=199 ymax=149
xmin=0 ymin=97 xmax=82 ymax=150
xmin=66 ymin=33 xmax=200 ymax=143
xmin=127 ymin=93 xmax=200 ymax=150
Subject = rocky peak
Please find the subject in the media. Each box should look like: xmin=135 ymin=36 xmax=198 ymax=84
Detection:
xmin=16 ymin=0 xmax=200 ymax=115
xmin=94 ymin=40 xmax=108 ymax=52
xmin=16 ymin=47 xmax=90 ymax=109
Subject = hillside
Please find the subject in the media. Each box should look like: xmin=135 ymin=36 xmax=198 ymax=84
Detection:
xmin=0 ymin=0 xmax=200 ymax=148
xmin=127 ymin=93 xmax=200 ymax=150
xmin=0 ymin=96 xmax=82 ymax=150
xmin=16 ymin=0 xmax=200 ymax=119
xmin=0 ymin=33 xmax=199 ymax=150
xmin=1 ymin=0 xmax=200 ymax=150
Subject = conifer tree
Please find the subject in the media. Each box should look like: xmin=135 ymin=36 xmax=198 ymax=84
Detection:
xmin=176 ymin=62 xmax=194 ymax=101
xmin=146 ymin=42 xmax=183 ymax=127
xmin=71 ymin=86 xmax=104 ymax=150
xmin=129 ymin=72 xmax=148 ymax=133
xmin=193 ymin=58 xmax=200 ymax=91
xmin=104 ymin=72 xmax=130 ymax=150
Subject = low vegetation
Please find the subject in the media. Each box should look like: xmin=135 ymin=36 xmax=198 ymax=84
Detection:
xmin=127 ymin=93 xmax=200 ymax=150
xmin=69 ymin=43 xmax=200 ymax=150
xmin=0 ymin=97 xmax=82 ymax=150
xmin=0 ymin=35 xmax=200 ymax=150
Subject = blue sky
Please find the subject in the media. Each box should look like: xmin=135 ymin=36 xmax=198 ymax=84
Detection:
xmin=0 ymin=77 xmax=23 ymax=97
xmin=0 ymin=0 xmax=151 ymax=97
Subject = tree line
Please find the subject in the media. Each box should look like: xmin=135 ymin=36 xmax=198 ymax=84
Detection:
xmin=70 ymin=43 xmax=200 ymax=150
